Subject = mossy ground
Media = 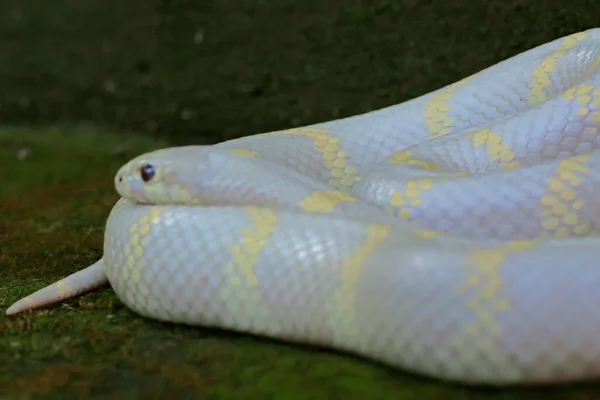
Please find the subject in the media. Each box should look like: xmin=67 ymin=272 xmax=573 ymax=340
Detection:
xmin=2 ymin=131 xmax=600 ymax=400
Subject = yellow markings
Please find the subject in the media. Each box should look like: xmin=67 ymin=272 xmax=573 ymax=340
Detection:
xmin=594 ymin=88 xmax=600 ymax=109
xmin=228 ymin=148 xmax=258 ymax=157
xmin=387 ymin=171 xmax=469 ymax=220
xmin=220 ymin=207 xmax=280 ymax=330
xmin=225 ymin=207 xmax=278 ymax=288
xmin=171 ymin=183 xmax=194 ymax=202
xmin=22 ymin=297 xmax=35 ymax=307
xmin=505 ymin=239 xmax=537 ymax=250
xmin=469 ymin=128 xmax=519 ymax=170
xmin=591 ymin=111 xmax=600 ymax=123
xmin=386 ymin=149 xmax=441 ymax=171
xmin=412 ymin=228 xmax=439 ymax=239
xmin=132 ymin=162 xmax=189 ymax=202
xmin=123 ymin=207 xmax=163 ymax=284
xmin=268 ymin=127 xmax=360 ymax=189
xmin=298 ymin=190 xmax=357 ymax=213
xmin=331 ymin=223 xmax=393 ymax=342
xmin=586 ymin=126 xmax=599 ymax=136
xmin=424 ymin=75 xmax=475 ymax=138
xmin=56 ymin=280 xmax=74 ymax=297
xmin=540 ymin=154 xmax=593 ymax=237
xmin=564 ymin=83 xmax=599 ymax=118
xmin=528 ymin=32 xmax=587 ymax=106
xmin=389 ymin=178 xmax=435 ymax=219
xmin=455 ymin=240 xmax=536 ymax=353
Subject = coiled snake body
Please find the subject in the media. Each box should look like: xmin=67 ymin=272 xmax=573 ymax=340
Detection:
xmin=8 ymin=29 xmax=600 ymax=386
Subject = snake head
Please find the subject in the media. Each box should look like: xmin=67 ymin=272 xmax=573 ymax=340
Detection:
xmin=114 ymin=146 xmax=211 ymax=205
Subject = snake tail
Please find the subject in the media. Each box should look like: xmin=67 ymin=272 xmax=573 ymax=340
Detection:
xmin=5 ymin=259 xmax=108 ymax=315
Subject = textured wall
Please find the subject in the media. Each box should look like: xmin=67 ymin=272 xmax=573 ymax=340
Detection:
xmin=0 ymin=0 xmax=597 ymax=144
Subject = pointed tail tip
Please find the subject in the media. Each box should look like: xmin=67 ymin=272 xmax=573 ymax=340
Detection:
xmin=5 ymin=305 xmax=18 ymax=315
xmin=5 ymin=300 xmax=29 ymax=316
xmin=5 ymin=258 xmax=108 ymax=317
xmin=5 ymin=294 xmax=41 ymax=315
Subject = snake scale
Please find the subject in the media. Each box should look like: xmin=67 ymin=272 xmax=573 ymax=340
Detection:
xmin=7 ymin=28 xmax=600 ymax=386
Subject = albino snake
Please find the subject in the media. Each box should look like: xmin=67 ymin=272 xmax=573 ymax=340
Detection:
xmin=7 ymin=28 xmax=600 ymax=386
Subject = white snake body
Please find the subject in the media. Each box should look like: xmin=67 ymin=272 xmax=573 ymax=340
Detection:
xmin=8 ymin=28 xmax=600 ymax=385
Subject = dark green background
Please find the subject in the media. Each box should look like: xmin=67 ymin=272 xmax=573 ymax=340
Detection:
xmin=1 ymin=0 xmax=597 ymax=145
xmin=2 ymin=1 xmax=600 ymax=399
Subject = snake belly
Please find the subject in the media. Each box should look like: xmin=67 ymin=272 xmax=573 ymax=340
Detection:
xmin=9 ymin=28 xmax=600 ymax=386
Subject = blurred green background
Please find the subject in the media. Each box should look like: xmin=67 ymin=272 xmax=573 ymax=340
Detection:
xmin=2 ymin=0 xmax=600 ymax=399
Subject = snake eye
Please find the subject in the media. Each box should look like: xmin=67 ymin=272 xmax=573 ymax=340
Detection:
xmin=140 ymin=164 xmax=155 ymax=182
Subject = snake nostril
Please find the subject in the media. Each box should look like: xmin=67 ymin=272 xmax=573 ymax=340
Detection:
xmin=118 ymin=175 xmax=123 ymax=183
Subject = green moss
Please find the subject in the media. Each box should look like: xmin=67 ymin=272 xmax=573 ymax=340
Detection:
xmin=2 ymin=127 xmax=600 ymax=399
